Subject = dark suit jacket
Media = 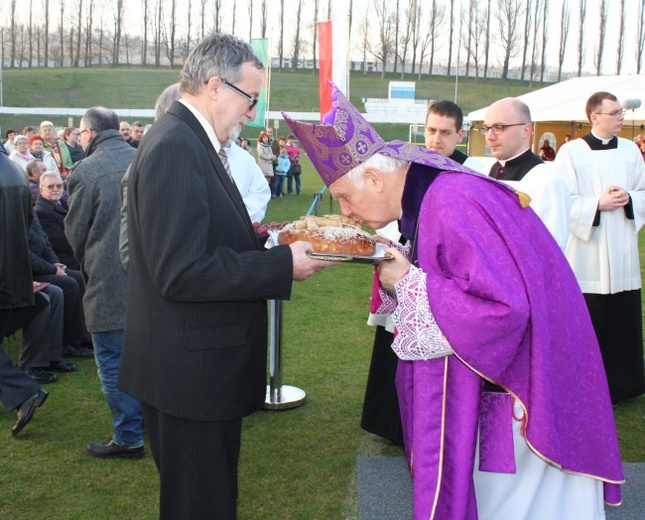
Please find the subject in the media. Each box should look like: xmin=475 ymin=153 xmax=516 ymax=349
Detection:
xmin=119 ymin=100 xmax=294 ymax=422
xmin=33 ymin=196 xmax=79 ymax=270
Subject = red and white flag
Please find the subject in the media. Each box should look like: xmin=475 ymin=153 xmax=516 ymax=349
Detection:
xmin=318 ymin=17 xmax=349 ymax=121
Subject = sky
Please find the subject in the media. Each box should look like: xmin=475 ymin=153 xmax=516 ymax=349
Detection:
xmin=4 ymin=0 xmax=643 ymax=78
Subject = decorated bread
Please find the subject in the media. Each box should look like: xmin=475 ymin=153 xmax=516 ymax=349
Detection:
xmin=278 ymin=215 xmax=376 ymax=256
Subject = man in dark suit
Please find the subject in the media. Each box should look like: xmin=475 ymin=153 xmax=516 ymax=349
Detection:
xmin=119 ymin=33 xmax=336 ymax=519
xmin=34 ymin=171 xmax=79 ymax=270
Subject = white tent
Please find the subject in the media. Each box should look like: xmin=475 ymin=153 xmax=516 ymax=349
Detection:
xmin=467 ymin=74 xmax=645 ymax=124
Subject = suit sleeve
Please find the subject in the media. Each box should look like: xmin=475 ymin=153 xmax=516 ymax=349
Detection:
xmin=131 ymin=135 xmax=293 ymax=303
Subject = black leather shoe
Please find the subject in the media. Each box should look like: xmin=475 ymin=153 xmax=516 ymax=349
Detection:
xmin=12 ymin=389 xmax=48 ymax=436
xmin=86 ymin=439 xmax=145 ymax=459
xmin=22 ymin=367 xmax=58 ymax=383
xmin=63 ymin=344 xmax=94 ymax=358
xmin=49 ymin=361 xmax=77 ymax=373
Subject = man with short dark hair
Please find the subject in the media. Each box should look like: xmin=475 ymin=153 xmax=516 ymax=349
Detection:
xmin=25 ymin=159 xmax=47 ymax=206
xmin=554 ymin=91 xmax=645 ymax=404
xmin=65 ymin=106 xmax=143 ymax=459
xmin=424 ymin=100 xmax=467 ymax=163
xmin=130 ymin=121 xmax=144 ymax=148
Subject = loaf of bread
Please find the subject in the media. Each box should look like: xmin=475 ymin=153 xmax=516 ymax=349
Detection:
xmin=277 ymin=215 xmax=376 ymax=256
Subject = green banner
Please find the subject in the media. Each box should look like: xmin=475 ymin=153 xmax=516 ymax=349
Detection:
xmin=248 ymin=38 xmax=269 ymax=128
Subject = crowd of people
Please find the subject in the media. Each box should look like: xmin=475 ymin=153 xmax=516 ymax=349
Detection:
xmin=0 ymin=30 xmax=644 ymax=519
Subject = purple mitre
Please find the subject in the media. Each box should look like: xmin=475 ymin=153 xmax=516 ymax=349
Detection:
xmin=282 ymin=81 xmax=475 ymax=187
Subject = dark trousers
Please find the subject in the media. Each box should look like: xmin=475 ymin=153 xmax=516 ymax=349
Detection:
xmin=0 ymin=308 xmax=42 ymax=411
xmin=142 ymin=404 xmax=242 ymax=520
xmin=585 ymin=290 xmax=645 ymax=402
xmin=35 ymin=269 xmax=87 ymax=344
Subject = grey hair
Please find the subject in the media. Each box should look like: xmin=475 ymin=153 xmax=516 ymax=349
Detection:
xmin=180 ymin=33 xmax=264 ymax=95
xmin=345 ymin=154 xmax=409 ymax=189
xmin=82 ymin=107 xmax=120 ymax=133
xmin=155 ymin=83 xmax=181 ymax=120
xmin=39 ymin=171 xmax=63 ymax=186
xmin=25 ymin=159 xmax=44 ymax=178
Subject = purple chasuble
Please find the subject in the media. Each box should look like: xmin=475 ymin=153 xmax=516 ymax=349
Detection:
xmin=397 ymin=163 xmax=623 ymax=519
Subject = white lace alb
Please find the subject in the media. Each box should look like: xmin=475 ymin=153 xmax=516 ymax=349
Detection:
xmin=390 ymin=265 xmax=454 ymax=361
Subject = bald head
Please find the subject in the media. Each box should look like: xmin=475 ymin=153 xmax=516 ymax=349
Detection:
xmin=483 ymin=98 xmax=532 ymax=161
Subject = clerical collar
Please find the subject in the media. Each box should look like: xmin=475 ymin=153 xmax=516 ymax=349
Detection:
xmin=488 ymin=149 xmax=542 ymax=182
xmin=583 ymin=132 xmax=618 ymax=150
xmin=449 ymin=148 xmax=468 ymax=165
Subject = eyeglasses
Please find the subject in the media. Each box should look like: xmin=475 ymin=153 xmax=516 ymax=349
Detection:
xmin=594 ymin=110 xmax=626 ymax=117
xmin=480 ymin=123 xmax=528 ymax=136
xmin=43 ymin=184 xmax=63 ymax=190
xmin=79 ymin=128 xmax=92 ymax=135
xmin=223 ymin=80 xmax=259 ymax=110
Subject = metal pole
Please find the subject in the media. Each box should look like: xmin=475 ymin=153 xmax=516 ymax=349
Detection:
xmin=264 ymin=299 xmax=306 ymax=410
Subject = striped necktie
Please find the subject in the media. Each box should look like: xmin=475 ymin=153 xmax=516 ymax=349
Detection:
xmin=218 ymin=148 xmax=235 ymax=184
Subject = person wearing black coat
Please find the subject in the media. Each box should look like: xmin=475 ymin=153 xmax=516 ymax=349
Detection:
xmin=28 ymin=213 xmax=88 ymax=347
xmin=34 ymin=172 xmax=80 ymax=270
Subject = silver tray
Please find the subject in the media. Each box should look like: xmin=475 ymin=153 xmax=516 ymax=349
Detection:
xmin=306 ymin=250 xmax=393 ymax=265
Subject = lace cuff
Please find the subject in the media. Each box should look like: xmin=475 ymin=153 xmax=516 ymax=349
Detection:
xmin=391 ymin=265 xmax=454 ymax=361
xmin=390 ymin=241 xmax=411 ymax=259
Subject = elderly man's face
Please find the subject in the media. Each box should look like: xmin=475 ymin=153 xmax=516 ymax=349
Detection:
xmin=78 ymin=122 xmax=95 ymax=151
xmin=329 ymin=168 xmax=403 ymax=230
xmin=131 ymin=125 xmax=144 ymax=141
xmin=119 ymin=122 xmax=131 ymax=139
xmin=40 ymin=176 xmax=64 ymax=203
xmin=209 ymin=61 xmax=263 ymax=144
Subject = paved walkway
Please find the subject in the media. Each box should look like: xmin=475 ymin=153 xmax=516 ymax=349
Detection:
xmin=357 ymin=457 xmax=644 ymax=519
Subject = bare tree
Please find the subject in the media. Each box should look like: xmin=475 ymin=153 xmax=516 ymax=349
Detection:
xmin=247 ymin=0 xmax=254 ymax=41
xmin=483 ymin=0 xmax=491 ymax=78
xmin=409 ymin=0 xmax=421 ymax=75
xmin=556 ymin=0 xmax=569 ymax=82
xmin=615 ymin=0 xmax=625 ymax=75
xmin=291 ymin=0 xmax=304 ymax=71
xmin=202 ymin=0 xmax=208 ymax=40
xmin=358 ymin=6 xmax=370 ymax=76
xmin=638 ymin=0 xmax=645 ymax=74
xmin=539 ymin=0 xmax=548 ymax=81
xmin=528 ymin=0 xmax=541 ymax=86
xmin=166 ymin=0 xmax=177 ymax=67
xmin=312 ymin=0 xmax=319 ymax=74
xmin=496 ymin=0 xmax=522 ymax=80
xmin=43 ymin=0 xmax=50 ymax=66
xmin=393 ymin=0 xmax=400 ymax=74
xmin=213 ymin=0 xmax=222 ymax=33
xmin=369 ymin=0 xmax=395 ymax=79
xmin=463 ymin=0 xmax=486 ymax=80
xmin=113 ymin=0 xmax=125 ymax=66
xmin=593 ymin=0 xmax=607 ymax=75
xmin=74 ymin=0 xmax=83 ymax=66
xmin=520 ymin=0 xmax=532 ymax=81
xmin=142 ymin=0 xmax=150 ymax=65
xmin=279 ymin=0 xmax=285 ymax=70
xmin=261 ymin=0 xmax=267 ymax=38
xmin=154 ymin=0 xmax=163 ymax=66
xmin=9 ymin=0 xmax=17 ymax=67
xmin=84 ymin=0 xmax=94 ymax=66
xmin=185 ymin=0 xmax=192 ymax=59
xmin=28 ymin=0 xmax=34 ymax=66
xmin=446 ymin=0 xmax=455 ymax=76
xmin=577 ymin=0 xmax=586 ymax=77
xmin=327 ymin=0 xmax=332 ymax=19
xmin=398 ymin=0 xmax=415 ymax=79
xmin=427 ymin=0 xmax=445 ymax=75
xmin=59 ymin=0 xmax=66 ymax=66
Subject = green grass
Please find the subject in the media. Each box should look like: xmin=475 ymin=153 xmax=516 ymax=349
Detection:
xmin=1 ymin=69 xmax=644 ymax=518
xmin=0 ymin=67 xmax=541 ymax=143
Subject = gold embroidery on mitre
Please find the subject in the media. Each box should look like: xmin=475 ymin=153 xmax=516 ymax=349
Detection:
xmin=515 ymin=189 xmax=532 ymax=208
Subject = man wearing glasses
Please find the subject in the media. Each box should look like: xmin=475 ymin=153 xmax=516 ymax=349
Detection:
xmin=482 ymin=97 xmax=571 ymax=249
xmin=119 ymin=33 xmax=335 ymax=519
xmin=554 ymin=91 xmax=645 ymax=406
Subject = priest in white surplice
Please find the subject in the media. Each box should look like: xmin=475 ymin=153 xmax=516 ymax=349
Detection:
xmin=554 ymin=91 xmax=645 ymax=403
